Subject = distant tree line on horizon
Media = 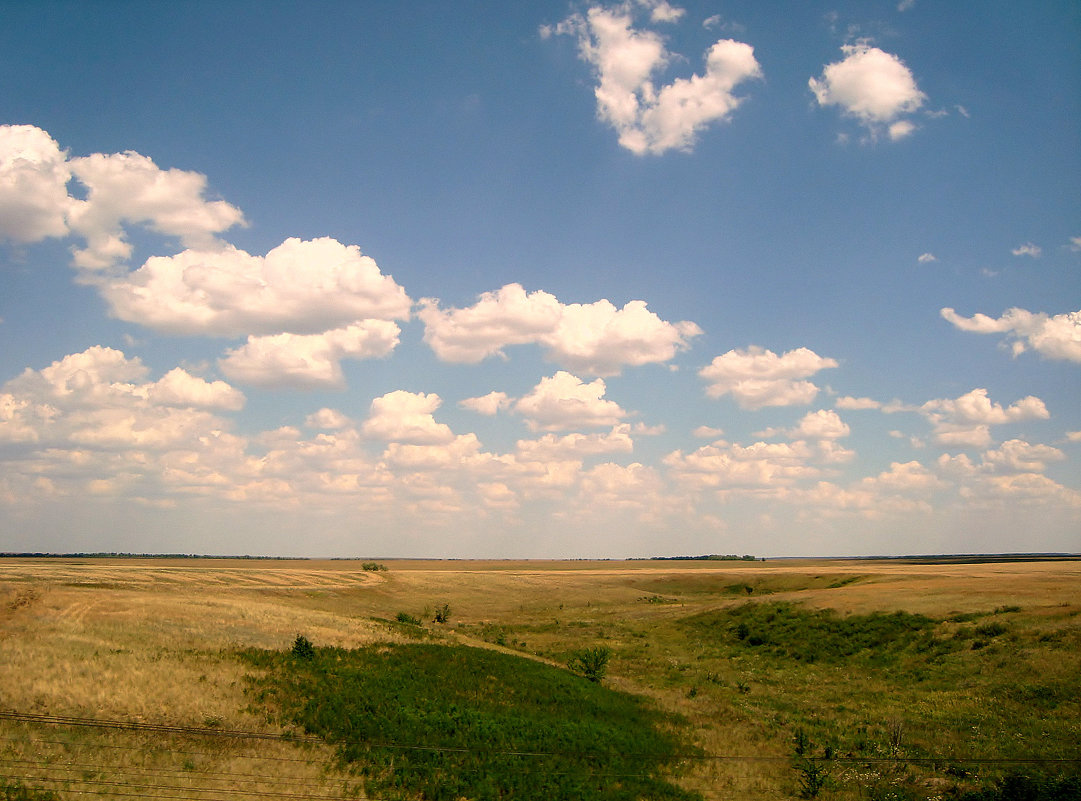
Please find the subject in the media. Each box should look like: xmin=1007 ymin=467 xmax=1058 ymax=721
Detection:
xmin=647 ymin=554 xmax=761 ymax=562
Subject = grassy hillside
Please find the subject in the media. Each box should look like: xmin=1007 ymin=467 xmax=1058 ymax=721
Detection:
xmin=0 ymin=557 xmax=1078 ymax=799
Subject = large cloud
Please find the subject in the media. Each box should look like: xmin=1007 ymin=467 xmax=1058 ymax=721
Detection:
xmin=545 ymin=2 xmax=761 ymax=154
xmin=513 ymin=371 xmax=630 ymax=431
xmin=419 ymin=283 xmax=701 ymax=375
xmin=361 ymin=391 xmax=455 ymax=445
xmin=0 ymin=347 xmax=244 ymax=451
xmin=104 ymin=237 xmax=412 ymax=336
xmin=0 ymin=124 xmax=244 ymax=268
xmin=920 ymin=388 xmax=1049 ymax=448
xmin=219 ymin=321 xmax=400 ymax=389
xmin=940 ymin=307 xmax=1081 ymax=363
xmin=809 ymin=43 xmax=926 ymax=140
xmin=0 ymin=125 xmax=72 ymax=243
xmin=698 ymin=346 xmax=838 ymax=409
xmin=516 ymin=425 xmax=634 ymax=461
xmin=664 ymin=439 xmax=819 ymax=490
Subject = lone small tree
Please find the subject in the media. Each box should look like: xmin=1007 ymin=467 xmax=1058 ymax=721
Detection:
xmin=568 ymin=646 xmax=611 ymax=682
xmin=291 ymin=634 xmax=315 ymax=660
xmin=433 ymin=603 xmax=452 ymax=624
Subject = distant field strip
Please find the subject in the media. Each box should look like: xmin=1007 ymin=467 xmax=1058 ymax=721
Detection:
xmin=0 ymin=563 xmax=383 ymax=589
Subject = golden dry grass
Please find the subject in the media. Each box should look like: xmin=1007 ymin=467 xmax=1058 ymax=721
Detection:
xmin=0 ymin=556 xmax=1078 ymax=799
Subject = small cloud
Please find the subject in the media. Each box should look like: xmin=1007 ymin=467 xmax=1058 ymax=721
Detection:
xmin=647 ymin=0 xmax=685 ymax=23
xmin=917 ymin=252 xmax=936 ymax=263
xmin=897 ymin=0 xmax=916 ymax=10
xmin=836 ymin=396 xmax=881 ymax=410
xmin=699 ymin=346 xmax=839 ymax=409
xmin=1011 ymin=242 xmax=1042 ymax=258
xmin=1068 ymin=236 xmax=1081 ymax=252
xmin=306 ymin=408 xmax=352 ymax=429
xmin=693 ymin=425 xmax=724 ymax=439
xmin=888 ymin=119 xmax=917 ymax=140
xmin=809 ymin=43 xmax=926 ymax=141
xmin=702 ymin=14 xmax=745 ymax=33
xmin=459 ymin=391 xmax=511 ymax=416
xmin=514 ymin=371 xmax=630 ymax=432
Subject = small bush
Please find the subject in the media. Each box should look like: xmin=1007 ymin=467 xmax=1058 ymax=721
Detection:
xmin=433 ymin=603 xmax=452 ymax=624
xmin=361 ymin=561 xmax=387 ymax=571
xmin=291 ymin=634 xmax=315 ymax=660
xmin=974 ymin=622 xmax=1007 ymax=637
xmin=569 ymin=645 xmax=612 ymax=682
xmin=396 ymin=611 xmax=421 ymax=625
xmin=1 ymin=780 xmax=59 ymax=801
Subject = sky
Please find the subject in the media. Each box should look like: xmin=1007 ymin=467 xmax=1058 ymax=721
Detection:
xmin=0 ymin=0 xmax=1078 ymax=559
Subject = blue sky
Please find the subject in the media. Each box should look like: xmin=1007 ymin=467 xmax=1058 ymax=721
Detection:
xmin=1 ymin=0 xmax=1078 ymax=558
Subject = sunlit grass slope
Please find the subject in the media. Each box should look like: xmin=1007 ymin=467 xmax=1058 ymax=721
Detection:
xmin=241 ymin=641 xmax=700 ymax=801
xmin=1 ymin=557 xmax=1078 ymax=799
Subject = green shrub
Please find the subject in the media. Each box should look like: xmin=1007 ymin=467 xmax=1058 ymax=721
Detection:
xmin=568 ymin=645 xmax=611 ymax=682
xmin=433 ymin=603 xmax=451 ymax=623
xmin=396 ymin=611 xmax=421 ymax=625
xmin=361 ymin=561 xmax=387 ymax=571
xmin=1 ymin=780 xmax=59 ymax=801
xmin=974 ymin=622 xmax=1008 ymax=637
xmin=948 ymin=771 xmax=1081 ymax=800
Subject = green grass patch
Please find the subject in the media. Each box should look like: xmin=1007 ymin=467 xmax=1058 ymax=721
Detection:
xmin=689 ymin=601 xmax=940 ymax=663
xmin=241 ymin=642 xmax=700 ymax=801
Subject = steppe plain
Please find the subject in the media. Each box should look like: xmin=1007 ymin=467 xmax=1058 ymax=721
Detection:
xmin=1 ymin=555 xmax=1078 ymax=799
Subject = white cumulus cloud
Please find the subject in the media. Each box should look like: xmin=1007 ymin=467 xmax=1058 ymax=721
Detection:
xmin=513 ymin=371 xmax=630 ymax=431
xmin=1011 ymin=242 xmax=1042 ymax=258
xmin=920 ymin=388 xmax=1049 ymax=448
xmin=516 ymin=425 xmax=634 ymax=461
xmin=547 ymin=2 xmax=761 ymax=154
xmin=218 ymin=321 xmax=400 ymax=389
xmin=419 ymin=283 xmax=700 ymax=376
xmin=459 ymin=392 xmax=512 ymax=416
xmin=361 ymin=391 xmax=455 ymax=445
xmin=104 ymin=237 xmax=412 ymax=336
xmin=0 ymin=124 xmax=73 ymax=243
xmin=809 ymin=43 xmax=926 ymax=140
xmin=940 ymin=307 xmax=1081 ymax=363
xmin=0 ymin=124 xmax=244 ymax=268
xmin=665 ymin=439 xmax=818 ymax=490
xmin=791 ymin=409 xmax=851 ymax=439
xmin=0 ymin=347 xmax=244 ymax=451
xmin=699 ymin=346 xmax=838 ymax=409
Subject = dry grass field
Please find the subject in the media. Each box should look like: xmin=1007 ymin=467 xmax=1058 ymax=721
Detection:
xmin=1 ymin=556 xmax=1078 ymax=800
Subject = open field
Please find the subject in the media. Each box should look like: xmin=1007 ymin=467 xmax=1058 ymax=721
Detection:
xmin=1 ymin=556 xmax=1079 ymax=799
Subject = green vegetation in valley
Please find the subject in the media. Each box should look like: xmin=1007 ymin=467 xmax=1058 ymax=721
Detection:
xmin=697 ymin=601 xmax=939 ymax=663
xmin=676 ymin=602 xmax=1081 ymax=797
xmin=241 ymin=641 xmax=700 ymax=801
